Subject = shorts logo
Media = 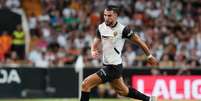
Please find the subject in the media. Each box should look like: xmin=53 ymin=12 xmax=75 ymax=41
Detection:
xmin=100 ymin=69 xmax=107 ymax=76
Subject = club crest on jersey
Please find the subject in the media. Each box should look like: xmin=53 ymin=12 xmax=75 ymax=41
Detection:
xmin=113 ymin=32 xmax=118 ymax=37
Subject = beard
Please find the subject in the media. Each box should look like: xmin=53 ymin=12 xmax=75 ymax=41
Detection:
xmin=105 ymin=21 xmax=113 ymax=26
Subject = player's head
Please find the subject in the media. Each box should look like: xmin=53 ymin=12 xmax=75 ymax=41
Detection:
xmin=104 ymin=5 xmax=119 ymax=26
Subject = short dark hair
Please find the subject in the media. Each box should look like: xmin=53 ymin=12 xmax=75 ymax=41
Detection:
xmin=105 ymin=5 xmax=120 ymax=15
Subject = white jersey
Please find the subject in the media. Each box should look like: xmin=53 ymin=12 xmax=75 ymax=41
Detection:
xmin=96 ymin=22 xmax=134 ymax=65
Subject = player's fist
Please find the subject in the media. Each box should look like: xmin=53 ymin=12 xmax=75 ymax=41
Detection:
xmin=91 ymin=50 xmax=100 ymax=59
xmin=147 ymin=55 xmax=159 ymax=66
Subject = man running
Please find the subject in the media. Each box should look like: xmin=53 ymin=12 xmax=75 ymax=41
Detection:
xmin=80 ymin=5 xmax=158 ymax=101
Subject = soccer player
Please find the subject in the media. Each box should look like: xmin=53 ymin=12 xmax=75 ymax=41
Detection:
xmin=80 ymin=5 xmax=158 ymax=101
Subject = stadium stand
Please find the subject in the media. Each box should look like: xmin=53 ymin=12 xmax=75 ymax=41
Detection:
xmin=0 ymin=0 xmax=200 ymax=68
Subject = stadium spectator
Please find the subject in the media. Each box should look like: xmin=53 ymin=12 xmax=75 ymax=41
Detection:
xmin=159 ymin=54 xmax=174 ymax=68
xmin=0 ymin=0 xmax=200 ymax=68
xmin=0 ymin=31 xmax=12 ymax=61
xmin=11 ymin=24 xmax=25 ymax=59
xmin=5 ymin=51 xmax=20 ymax=67
xmin=5 ymin=0 xmax=20 ymax=9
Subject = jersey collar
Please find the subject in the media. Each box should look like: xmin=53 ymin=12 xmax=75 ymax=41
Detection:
xmin=111 ymin=22 xmax=118 ymax=28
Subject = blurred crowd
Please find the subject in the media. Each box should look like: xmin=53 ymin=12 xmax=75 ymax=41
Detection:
xmin=0 ymin=0 xmax=201 ymax=68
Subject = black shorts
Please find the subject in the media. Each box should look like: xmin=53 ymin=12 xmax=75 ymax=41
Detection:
xmin=96 ymin=64 xmax=123 ymax=83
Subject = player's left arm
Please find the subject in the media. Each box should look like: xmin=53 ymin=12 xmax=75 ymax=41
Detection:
xmin=130 ymin=34 xmax=159 ymax=66
xmin=122 ymin=26 xmax=159 ymax=66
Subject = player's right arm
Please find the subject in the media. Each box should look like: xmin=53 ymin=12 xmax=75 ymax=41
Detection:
xmin=91 ymin=29 xmax=101 ymax=59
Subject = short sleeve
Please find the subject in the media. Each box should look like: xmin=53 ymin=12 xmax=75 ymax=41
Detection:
xmin=96 ymin=29 xmax=101 ymax=39
xmin=122 ymin=26 xmax=135 ymax=39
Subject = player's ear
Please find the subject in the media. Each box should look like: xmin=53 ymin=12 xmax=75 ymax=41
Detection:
xmin=113 ymin=12 xmax=118 ymax=18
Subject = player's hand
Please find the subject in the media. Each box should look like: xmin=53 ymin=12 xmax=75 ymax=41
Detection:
xmin=147 ymin=55 xmax=159 ymax=66
xmin=91 ymin=50 xmax=100 ymax=59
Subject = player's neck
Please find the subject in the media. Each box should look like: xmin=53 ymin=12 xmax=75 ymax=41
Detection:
xmin=110 ymin=21 xmax=118 ymax=28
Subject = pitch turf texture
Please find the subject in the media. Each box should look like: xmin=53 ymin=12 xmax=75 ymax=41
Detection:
xmin=0 ymin=99 xmax=199 ymax=101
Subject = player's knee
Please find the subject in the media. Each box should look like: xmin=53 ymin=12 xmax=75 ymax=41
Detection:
xmin=81 ymin=80 xmax=90 ymax=92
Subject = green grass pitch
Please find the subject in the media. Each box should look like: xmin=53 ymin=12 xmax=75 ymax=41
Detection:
xmin=0 ymin=99 xmax=133 ymax=101
xmin=0 ymin=98 xmax=199 ymax=101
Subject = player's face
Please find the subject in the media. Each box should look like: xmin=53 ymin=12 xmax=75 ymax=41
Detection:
xmin=104 ymin=9 xmax=117 ymax=26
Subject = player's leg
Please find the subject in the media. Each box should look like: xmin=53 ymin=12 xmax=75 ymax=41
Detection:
xmin=110 ymin=77 xmax=151 ymax=101
xmin=80 ymin=73 xmax=102 ymax=101
xmin=110 ymin=77 xmax=129 ymax=96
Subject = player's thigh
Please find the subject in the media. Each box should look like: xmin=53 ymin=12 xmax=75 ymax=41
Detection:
xmin=110 ymin=77 xmax=128 ymax=94
xmin=82 ymin=73 xmax=103 ymax=89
